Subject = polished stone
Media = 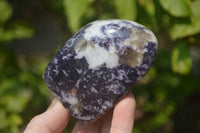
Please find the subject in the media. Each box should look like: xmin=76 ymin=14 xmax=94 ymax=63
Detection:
xmin=43 ymin=19 xmax=158 ymax=124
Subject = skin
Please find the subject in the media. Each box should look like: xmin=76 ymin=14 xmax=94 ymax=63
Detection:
xmin=24 ymin=93 xmax=136 ymax=133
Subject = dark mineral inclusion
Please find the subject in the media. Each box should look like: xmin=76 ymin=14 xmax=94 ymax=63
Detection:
xmin=43 ymin=19 xmax=158 ymax=124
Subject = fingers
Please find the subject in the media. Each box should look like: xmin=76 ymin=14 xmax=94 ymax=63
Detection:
xmin=110 ymin=93 xmax=136 ymax=133
xmin=24 ymin=98 xmax=71 ymax=133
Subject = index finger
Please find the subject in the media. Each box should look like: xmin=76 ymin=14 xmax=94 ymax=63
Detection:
xmin=24 ymin=98 xmax=71 ymax=133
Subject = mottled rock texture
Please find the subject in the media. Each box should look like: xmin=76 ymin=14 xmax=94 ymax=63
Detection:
xmin=43 ymin=20 xmax=158 ymax=124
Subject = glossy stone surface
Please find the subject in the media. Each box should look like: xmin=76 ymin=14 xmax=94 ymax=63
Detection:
xmin=43 ymin=20 xmax=158 ymax=124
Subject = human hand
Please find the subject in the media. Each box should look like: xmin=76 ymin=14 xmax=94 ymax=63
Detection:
xmin=24 ymin=93 xmax=136 ymax=133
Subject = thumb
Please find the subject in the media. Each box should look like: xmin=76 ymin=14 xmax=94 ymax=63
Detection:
xmin=24 ymin=98 xmax=71 ymax=133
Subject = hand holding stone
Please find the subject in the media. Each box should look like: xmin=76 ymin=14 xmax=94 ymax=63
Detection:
xmin=43 ymin=19 xmax=157 ymax=124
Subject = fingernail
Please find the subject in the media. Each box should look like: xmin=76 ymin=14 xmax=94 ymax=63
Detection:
xmin=48 ymin=98 xmax=62 ymax=110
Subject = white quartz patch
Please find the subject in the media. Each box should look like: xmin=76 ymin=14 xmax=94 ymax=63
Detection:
xmin=75 ymin=43 xmax=119 ymax=69
xmin=84 ymin=20 xmax=157 ymax=46
xmin=84 ymin=20 xmax=119 ymax=40
xmin=84 ymin=20 xmax=145 ymax=40
xmin=75 ymin=20 xmax=157 ymax=69
xmin=65 ymin=96 xmax=78 ymax=105
xmin=61 ymin=92 xmax=78 ymax=105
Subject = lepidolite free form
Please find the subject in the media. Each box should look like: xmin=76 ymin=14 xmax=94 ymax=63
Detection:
xmin=43 ymin=20 xmax=158 ymax=124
